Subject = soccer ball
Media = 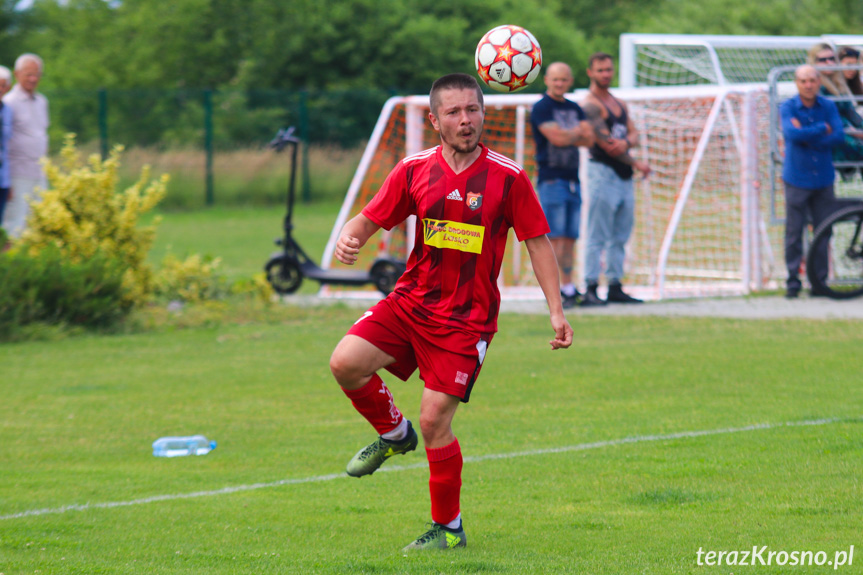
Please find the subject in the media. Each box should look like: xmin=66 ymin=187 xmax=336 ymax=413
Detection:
xmin=475 ymin=25 xmax=542 ymax=93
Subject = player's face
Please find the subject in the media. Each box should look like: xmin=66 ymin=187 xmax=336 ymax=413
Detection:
xmin=588 ymin=58 xmax=614 ymax=89
xmin=429 ymin=88 xmax=484 ymax=154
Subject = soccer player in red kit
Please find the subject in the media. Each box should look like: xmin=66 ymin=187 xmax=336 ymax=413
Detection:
xmin=329 ymin=73 xmax=573 ymax=551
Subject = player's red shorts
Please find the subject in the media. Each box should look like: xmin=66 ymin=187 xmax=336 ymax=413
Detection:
xmin=346 ymin=296 xmax=494 ymax=403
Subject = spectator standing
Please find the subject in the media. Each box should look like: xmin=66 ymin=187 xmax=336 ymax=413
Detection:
xmin=0 ymin=66 xmax=13 ymax=233
xmin=530 ymin=62 xmax=595 ymax=308
xmin=780 ymin=64 xmax=844 ymax=298
xmin=580 ymin=53 xmax=650 ymax=306
xmin=2 ymin=53 xmax=49 ymax=239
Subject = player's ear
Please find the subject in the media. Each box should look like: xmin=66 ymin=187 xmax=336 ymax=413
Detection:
xmin=428 ymin=112 xmax=441 ymax=132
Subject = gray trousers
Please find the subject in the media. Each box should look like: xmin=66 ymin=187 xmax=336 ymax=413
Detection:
xmin=783 ymin=181 xmax=836 ymax=289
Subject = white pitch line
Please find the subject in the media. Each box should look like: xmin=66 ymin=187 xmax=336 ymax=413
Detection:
xmin=0 ymin=417 xmax=853 ymax=521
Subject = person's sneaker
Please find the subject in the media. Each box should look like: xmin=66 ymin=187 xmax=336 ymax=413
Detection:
xmin=561 ymin=290 xmax=580 ymax=309
xmin=580 ymin=284 xmax=607 ymax=307
xmin=607 ymin=283 xmax=643 ymax=304
xmin=346 ymin=421 xmax=418 ymax=477
xmin=785 ymin=286 xmax=800 ymax=299
xmin=402 ymin=522 xmax=467 ymax=551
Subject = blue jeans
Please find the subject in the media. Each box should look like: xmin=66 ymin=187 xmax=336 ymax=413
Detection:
xmin=584 ymin=162 xmax=635 ymax=284
xmin=538 ymin=179 xmax=581 ymax=239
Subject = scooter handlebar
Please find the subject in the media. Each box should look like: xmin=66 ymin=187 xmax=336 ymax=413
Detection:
xmin=269 ymin=127 xmax=301 ymax=152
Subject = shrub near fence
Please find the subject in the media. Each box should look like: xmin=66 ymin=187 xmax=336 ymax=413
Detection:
xmin=43 ymin=88 xmax=396 ymax=207
xmin=0 ymin=246 xmax=131 ymax=340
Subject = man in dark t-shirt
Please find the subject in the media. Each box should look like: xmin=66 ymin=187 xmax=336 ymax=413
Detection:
xmin=530 ymin=62 xmax=595 ymax=308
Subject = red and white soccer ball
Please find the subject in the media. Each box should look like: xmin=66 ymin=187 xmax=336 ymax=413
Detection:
xmin=475 ymin=25 xmax=542 ymax=93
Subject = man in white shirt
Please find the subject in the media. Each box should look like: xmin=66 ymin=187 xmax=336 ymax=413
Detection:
xmin=2 ymin=53 xmax=49 ymax=239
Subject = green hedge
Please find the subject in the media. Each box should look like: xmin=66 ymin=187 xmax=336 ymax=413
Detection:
xmin=0 ymin=246 xmax=133 ymax=341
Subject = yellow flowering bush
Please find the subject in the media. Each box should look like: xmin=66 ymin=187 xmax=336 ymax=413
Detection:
xmin=232 ymin=272 xmax=276 ymax=301
xmin=21 ymin=134 xmax=168 ymax=307
xmin=154 ymin=253 xmax=227 ymax=303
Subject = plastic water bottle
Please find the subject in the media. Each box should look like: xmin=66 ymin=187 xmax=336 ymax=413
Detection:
xmin=152 ymin=435 xmax=217 ymax=457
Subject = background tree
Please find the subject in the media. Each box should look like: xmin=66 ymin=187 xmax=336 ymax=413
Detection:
xmin=2 ymin=0 xmax=861 ymax=149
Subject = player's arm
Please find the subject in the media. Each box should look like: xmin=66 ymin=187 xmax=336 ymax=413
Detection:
xmin=524 ymin=234 xmax=573 ymax=350
xmin=537 ymin=120 xmax=595 ymax=148
xmin=334 ymin=213 xmax=381 ymax=265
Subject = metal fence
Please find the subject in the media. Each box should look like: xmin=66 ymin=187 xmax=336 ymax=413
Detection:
xmin=41 ymin=87 xmax=397 ymax=204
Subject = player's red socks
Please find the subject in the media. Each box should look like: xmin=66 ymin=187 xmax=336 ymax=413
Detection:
xmin=342 ymin=373 xmax=404 ymax=435
xmin=427 ymin=438 xmax=463 ymax=526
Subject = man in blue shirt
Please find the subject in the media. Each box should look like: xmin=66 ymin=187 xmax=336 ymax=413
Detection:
xmin=780 ymin=64 xmax=844 ymax=298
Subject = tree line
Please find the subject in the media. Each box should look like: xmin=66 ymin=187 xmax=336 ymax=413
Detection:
xmin=0 ymin=0 xmax=860 ymax=148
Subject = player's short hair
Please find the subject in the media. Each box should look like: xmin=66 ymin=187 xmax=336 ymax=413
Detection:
xmin=429 ymin=73 xmax=484 ymax=116
xmin=588 ymin=52 xmax=613 ymax=69
xmin=15 ymin=53 xmax=43 ymax=74
xmin=0 ymin=66 xmax=11 ymax=84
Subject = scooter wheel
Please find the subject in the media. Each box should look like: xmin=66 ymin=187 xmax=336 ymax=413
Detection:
xmin=265 ymin=254 xmax=303 ymax=294
xmin=370 ymin=259 xmax=406 ymax=295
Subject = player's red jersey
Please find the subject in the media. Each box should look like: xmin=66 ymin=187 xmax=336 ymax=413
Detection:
xmin=362 ymin=144 xmax=550 ymax=335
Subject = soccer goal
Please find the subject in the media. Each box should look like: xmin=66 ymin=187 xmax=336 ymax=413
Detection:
xmin=319 ymin=34 xmax=863 ymax=301
xmin=320 ymin=86 xmax=774 ymax=301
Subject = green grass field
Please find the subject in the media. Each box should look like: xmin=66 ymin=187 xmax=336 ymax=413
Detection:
xmin=3 ymin=205 xmax=863 ymax=573
xmin=2 ymin=306 xmax=862 ymax=573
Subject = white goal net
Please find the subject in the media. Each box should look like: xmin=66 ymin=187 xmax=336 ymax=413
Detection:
xmin=620 ymin=33 xmax=863 ymax=87
xmin=320 ymin=34 xmax=863 ymax=301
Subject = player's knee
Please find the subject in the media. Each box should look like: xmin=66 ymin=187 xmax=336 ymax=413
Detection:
xmin=329 ymin=346 xmax=355 ymax=387
xmin=419 ymin=410 xmax=447 ymax=442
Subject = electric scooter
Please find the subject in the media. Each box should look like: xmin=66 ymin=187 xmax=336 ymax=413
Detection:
xmin=264 ymin=127 xmax=406 ymax=296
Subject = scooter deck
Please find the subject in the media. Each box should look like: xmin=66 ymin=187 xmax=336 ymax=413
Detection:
xmin=301 ymin=260 xmax=372 ymax=286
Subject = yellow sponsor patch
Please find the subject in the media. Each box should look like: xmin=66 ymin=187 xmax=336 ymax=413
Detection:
xmin=422 ymin=219 xmax=484 ymax=254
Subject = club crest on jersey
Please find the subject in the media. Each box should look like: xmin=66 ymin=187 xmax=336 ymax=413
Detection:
xmin=466 ymin=191 xmax=483 ymax=211
xmin=422 ymin=218 xmax=484 ymax=254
